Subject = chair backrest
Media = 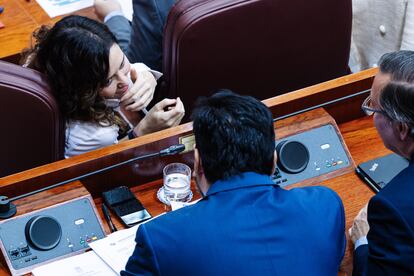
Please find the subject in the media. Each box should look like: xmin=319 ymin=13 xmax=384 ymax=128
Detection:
xmin=160 ymin=0 xmax=352 ymax=121
xmin=0 ymin=60 xmax=64 ymax=177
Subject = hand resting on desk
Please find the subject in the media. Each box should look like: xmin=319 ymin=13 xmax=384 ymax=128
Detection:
xmin=349 ymin=204 xmax=369 ymax=244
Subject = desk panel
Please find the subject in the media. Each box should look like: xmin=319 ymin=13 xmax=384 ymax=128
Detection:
xmin=98 ymin=116 xmax=385 ymax=276
xmin=0 ymin=116 xmax=388 ymax=275
xmin=0 ymin=68 xmax=381 ymax=275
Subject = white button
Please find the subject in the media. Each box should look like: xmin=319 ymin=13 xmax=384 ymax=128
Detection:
xmin=379 ymin=25 xmax=386 ymax=35
xmin=74 ymin=218 xmax=85 ymax=225
xmin=320 ymin=144 xmax=330 ymax=150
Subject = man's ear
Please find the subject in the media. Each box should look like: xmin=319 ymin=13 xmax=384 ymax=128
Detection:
xmin=271 ymin=150 xmax=277 ymax=175
xmin=193 ymin=148 xmax=203 ymax=177
xmin=397 ymin=122 xmax=411 ymax=141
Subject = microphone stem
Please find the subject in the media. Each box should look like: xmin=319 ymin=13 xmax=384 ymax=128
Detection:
xmin=9 ymin=151 xmax=160 ymax=202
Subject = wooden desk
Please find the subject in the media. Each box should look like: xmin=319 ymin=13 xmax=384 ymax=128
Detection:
xmin=96 ymin=115 xmax=385 ymax=276
xmin=0 ymin=0 xmax=96 ymax=62
xmin=0 ymin=68 xmax=381 ymax=275
xmin=0 ymin=114 xmax=385 ymax=276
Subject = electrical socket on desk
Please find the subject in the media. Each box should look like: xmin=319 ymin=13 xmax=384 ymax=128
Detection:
xmin=179 ymin=134 xmax=195 ymax=153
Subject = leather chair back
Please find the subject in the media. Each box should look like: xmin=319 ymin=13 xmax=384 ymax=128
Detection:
xmin=160 ymin=0 xmax=352 ymax=121
xmin=0 ymin=61 xmax=64 ymax=177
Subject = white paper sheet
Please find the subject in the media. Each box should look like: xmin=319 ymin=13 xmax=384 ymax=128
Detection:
xmin=35 ymin=0 xmax=132 ymax=20
xmin=32 ymin=251 xmax=117 ymax=276
xmin=36 ymin=0 xmax=93 ymax=18
xmin=89 ymin=224 xmax=139 ymax=274
xmin=89 ymin=213 xmax=164 ymax=274
xmin=170 ymin=198 xmax=201 ymax=211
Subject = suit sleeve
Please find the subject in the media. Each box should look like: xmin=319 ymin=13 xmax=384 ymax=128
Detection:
xmin=364 ymin=194 xmax=414 ymax=274
xmin=352 ymin=244 xmax=368 ymax=276
xmin=128 ymin=0 xmax=175 ymax=71
xmin=121 ymin=224 xmax=161 ymax=276
xmin=105 ymin=15 xmax=132 ymax=54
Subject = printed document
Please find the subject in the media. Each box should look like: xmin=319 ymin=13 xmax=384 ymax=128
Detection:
xmin=36 ymin=0 xmax=133 ymax=20
xmin=89 ymin=224 xmax=139 ymax=274
xmin=31 ymin=251 xmax=117 ymax=276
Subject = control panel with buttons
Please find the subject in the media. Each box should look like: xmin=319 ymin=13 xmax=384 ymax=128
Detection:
xmin=0 ymin=196 xmax=105 ymax=276
xmin=272 ymin=124 xmax=351 ymax=187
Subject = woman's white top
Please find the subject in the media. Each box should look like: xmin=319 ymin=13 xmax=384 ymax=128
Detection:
xmin=64 ymin=63 xmax=161 ymax=158
xmin=65 ymin=121 xmax=119 ymax=158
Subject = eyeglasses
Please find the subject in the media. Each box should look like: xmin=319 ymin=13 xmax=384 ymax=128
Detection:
xmin=361 ymin=96 xmax=386 ymax=116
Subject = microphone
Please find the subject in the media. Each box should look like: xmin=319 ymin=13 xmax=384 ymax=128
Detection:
xmin=159 ymin=144 xmax=185 ymax=156
xmin=0 ymin=144 xmax=186 ymax=219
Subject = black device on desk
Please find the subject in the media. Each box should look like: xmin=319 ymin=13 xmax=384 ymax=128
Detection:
xmin=102 ymin=186 xmax=151 ymax=227
xmin=356 ymin=153 xmax=409 ymax=193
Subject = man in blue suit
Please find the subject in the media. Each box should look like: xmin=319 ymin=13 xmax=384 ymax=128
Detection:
xmin=94 ymin=0 xmax=175 ymax=72
xmin=350 ymin=50 xmax=414 ymax=275
xmin=121 ymin=90 xmax=346 ymax=276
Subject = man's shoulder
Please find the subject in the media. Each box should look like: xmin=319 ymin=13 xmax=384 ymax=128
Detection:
xmin=288 ymin=185 xmax=342 ymax=205
xmin=143 ymin=200 xmax=206 ymax=229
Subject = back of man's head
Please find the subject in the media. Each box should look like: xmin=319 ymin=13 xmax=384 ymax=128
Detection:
xmin=379 ymin=50 xmax=414 ymax=83
xmin=191 ymin=90 xmax=275 ymax=184
xmin=378 ymin=51 xmax=414 ymax=136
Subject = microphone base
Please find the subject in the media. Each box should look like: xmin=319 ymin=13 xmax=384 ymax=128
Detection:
xmin=0 ymin=202 xmax=16 ymax=219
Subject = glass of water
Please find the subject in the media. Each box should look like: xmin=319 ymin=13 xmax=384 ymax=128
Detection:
xmin=163 ymin=163 xmax=192 ymax=203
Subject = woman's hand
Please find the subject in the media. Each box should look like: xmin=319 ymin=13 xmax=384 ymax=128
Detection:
xmin=133 ymin=98 xmax=185 ymax=136
xmin=121 ymin=68 xmax=157 ymax=112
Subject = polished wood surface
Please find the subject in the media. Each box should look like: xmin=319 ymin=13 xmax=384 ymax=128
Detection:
xmin=0 ymin=68 xmax=383 ymax=275
xmin=0 ymin=0 xmax=96 ymax=62
xmin=0 ymin=113 xmax=384 ymax=276
xmin=97 ymin=115 xmax=383 ymax=276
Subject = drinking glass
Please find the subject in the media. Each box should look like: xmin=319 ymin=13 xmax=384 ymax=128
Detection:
xmin=163 ymin=163 xmax=192 ymax=203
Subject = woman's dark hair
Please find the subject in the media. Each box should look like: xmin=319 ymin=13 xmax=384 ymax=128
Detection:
xmin=191 ymin=90 xmax=275 ymax=184
xmin=22 ymin=15 xmax=124 ymax=128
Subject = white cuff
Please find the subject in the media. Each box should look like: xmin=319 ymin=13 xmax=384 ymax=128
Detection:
xmin=132 ymin=63 xmax=163 ymax=80
xmin=354 ymin=236 xmax=368 ymax=250
xmin=104 ymin=11 xmax=126 ymax=23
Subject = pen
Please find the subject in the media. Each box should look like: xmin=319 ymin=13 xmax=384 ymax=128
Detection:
xmin=102 ymin=203 xmax=117 ymax=233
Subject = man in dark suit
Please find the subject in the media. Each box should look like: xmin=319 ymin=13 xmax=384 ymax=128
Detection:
xmin=350 ymin=50 xmax=414 ymax=275
xmin=121 ymin=90 xmax=346 ymax=276
xmin=94 ymin=0 xmax=175 ymax=72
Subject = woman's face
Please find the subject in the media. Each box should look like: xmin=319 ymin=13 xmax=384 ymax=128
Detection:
xmin=99 ymin=44 xmax=131 ymax=99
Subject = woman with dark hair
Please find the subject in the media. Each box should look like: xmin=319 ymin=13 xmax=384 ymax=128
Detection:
xmin=22 ymin=15 xmax=184 ymax=158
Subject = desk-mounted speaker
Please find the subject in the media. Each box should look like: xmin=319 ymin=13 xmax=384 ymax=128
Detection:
xmin=0 ymin=195 xmax=106 ymax=275
xmin=272 ymin=124 xmax=351 ymax=187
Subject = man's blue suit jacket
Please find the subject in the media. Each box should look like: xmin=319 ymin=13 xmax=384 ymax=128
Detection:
xmin=353 ymin=161 xmax=414 ymax=275
xmin=121 ymin=172 xmax=346 ymax=276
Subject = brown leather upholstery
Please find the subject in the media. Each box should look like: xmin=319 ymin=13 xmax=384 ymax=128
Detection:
xmin=160 ymin=0 xmax=352 ymax=121
xmin=0 ymin=61 xmax=64 ymax=177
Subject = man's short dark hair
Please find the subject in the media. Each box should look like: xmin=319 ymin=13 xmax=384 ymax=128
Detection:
xmin=378 ymin=51 xmax=414 ymax=133
xmin=191 ymin=90 xmax=275 ymax=184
